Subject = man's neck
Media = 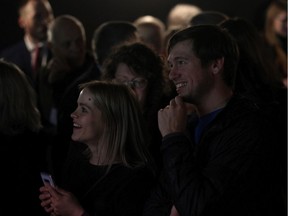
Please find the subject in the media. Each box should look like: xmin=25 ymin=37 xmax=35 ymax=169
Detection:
xmin=196 ymin=89 xmax=233 ymax=117
xmin=24 ymin=35 xmax=43 ymax=51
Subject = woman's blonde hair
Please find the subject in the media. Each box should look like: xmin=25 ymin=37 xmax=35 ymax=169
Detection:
xmin=79 ymin=80 xmax=152 ymax=169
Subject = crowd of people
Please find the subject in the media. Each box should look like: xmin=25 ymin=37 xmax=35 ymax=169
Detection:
xmin=0 ymin=0 xmax=286 ymax=215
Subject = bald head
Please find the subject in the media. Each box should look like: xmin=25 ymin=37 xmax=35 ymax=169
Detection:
xmin=134 ymin=15 xmax=165 ymax=54
xmin=48 ymin=15 xmax=86 ymax=67
xmin=48 ymin=15 xmax=86 ymax=44
xmin=167 ymin=3 xmax=202 ymax=30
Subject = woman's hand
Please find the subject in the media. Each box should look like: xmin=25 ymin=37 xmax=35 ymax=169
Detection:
xmin=39 ymin=184 xmax=85 ymax=216
xmin=39 ymin=185 xmax=54 ymax=214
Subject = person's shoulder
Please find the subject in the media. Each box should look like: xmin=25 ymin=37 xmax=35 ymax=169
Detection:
xmin=0 ymin=40 xmax=29 ymax=66
xmin=1 ymin=130 xmax=39 ymax=142
xmin=225 ymin=94 xmax=262 ymax=116
xmin=221 ymin=94 xmax=278 ymax=128
xmin=1 ymin=129 xmax=51 ymax=157
xmin=0 ymin=39 xmax=27 ymax=57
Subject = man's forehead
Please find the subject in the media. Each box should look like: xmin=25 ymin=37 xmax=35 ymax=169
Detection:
xmin=168 ymin=42 xmax=193 ymax=61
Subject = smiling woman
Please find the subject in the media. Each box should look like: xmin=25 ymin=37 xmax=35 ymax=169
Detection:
xmin=39 ymin=80 xmax=156 ymax=216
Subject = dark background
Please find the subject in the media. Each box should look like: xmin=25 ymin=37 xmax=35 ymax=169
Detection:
xmin=0 ymin=0 xmax=273 ymax=50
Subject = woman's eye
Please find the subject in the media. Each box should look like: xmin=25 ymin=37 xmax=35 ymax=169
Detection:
xmin=177 ymin=60 xmax=185 ymax=65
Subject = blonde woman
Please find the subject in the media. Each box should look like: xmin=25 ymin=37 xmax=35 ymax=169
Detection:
xmin=39 ymin=81 xmax=155 ymax=216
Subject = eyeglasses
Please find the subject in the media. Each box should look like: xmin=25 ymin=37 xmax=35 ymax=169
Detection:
xmin=116 ymin=78 xmax=148 ymax=89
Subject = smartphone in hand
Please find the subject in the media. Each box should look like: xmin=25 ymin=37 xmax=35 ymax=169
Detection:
xmin=40 ymin=172 xmax=55 ymax=187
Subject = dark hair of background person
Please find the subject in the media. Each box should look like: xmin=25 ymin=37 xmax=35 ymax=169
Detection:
xmin=101 ymin=42 xmax=174 ymax=171
xmin=221 ymin=17 xmax=287 ymax=207
xmin=0 ymin=59 xmax=42 ymax=135
xmin=220 ymin=17 xmax=285 ymax=100
xmin=91 ymin=21 xmax=138 ymax=66
xmin=102 ymin=42 xmax=172 ymax=121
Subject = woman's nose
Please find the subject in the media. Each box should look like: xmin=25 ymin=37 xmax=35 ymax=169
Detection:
xmin=71 ymin=111 xmax=77 ymax=118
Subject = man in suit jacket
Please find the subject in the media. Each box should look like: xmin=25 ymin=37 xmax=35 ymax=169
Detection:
xmin=0 ymin=0 xmax=54 ymax=88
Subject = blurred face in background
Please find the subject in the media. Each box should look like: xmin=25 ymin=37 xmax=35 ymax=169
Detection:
xmin=51 ymin=19 xmax=86 ymax=68
xmin=273 ymin=10 xmax=287 ymax=37
xmin=114 ymin=63 xmax=148 ymax=111
xmin=19 ymin=0 xmax=54 ymax=43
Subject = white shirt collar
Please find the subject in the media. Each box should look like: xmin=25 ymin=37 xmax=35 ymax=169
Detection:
xmin=24 ymin=35 xmax=44 ymax=52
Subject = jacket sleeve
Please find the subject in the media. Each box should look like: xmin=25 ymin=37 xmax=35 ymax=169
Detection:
xmin=157 ymin=117 xmax=274 ymax=216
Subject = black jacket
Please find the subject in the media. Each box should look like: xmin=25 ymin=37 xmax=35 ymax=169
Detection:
xmin=144 ymin=94 xmax=286 ymax=216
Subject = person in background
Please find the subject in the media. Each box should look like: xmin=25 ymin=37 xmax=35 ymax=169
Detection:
xmin=91 ymin=21 xmax=139 ymax=69
xmin=134 ymin=15 xmax=166 ymax=55
xmin=220 ymin=17 xmax=287 ymax=204
xmin=189 ymin=10 xmax=229 ymax=26
xmin=41 ymin=14 xmax=92 ymax=108
xmin=166 ymin=3 xmax=202 ymax=31
xmin=143 ymin=25 xmax=285 ymax=216
xmin=0 ymin=0 xmax=54 ymax=88
xmin=164 ymin=3 xmax=202 ymax=59
xmin=0 ymin=59 xmax=51 ymax=216
xmin=38 ymin=14 xmax=101 ymax=182
xmin=265 ymin=0 xmax=287 ymax=53
xmin=264 ymin=0 xmax=287 ymax=87
xmin=39 ymin=81 xmax=156 ymax=216
xmin=101 ymin=42 xmax=175 ymax=172
xmin=220 ymin=17 xmax=286 ymax=104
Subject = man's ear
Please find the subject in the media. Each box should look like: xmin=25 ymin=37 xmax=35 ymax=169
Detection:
xmin=211 ymin=57 xmax=224 ymax=74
